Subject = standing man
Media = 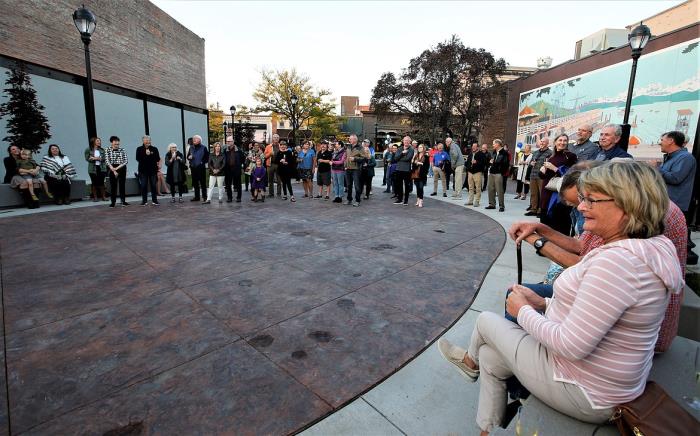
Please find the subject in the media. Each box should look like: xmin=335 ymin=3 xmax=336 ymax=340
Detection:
xmin=570 ymin=124 xmax=598 ymax=161
xmin=594 ymin=124 xmax=632 ymax=161
xmin=382 ymin=146 xmax=391 ymax=185
xmin=481 ymin=143 xmax=490 ymax=192
xmin=485 ymin=139 xmax=508 ymax=212
xmin=392 ymin=136 xmax=415 ymax=205
xmin=187 ymin=135 xmax=209 ymax=202
xmin=430 ymin=142 xmax=449 ymax=197
xmin=224 ymin=138 xmax=245 ymax=202
xmin=447 ymin=137 xmax=464 ymax=199
xmin=465 ymin=143 xmax=487 ymax=207
xmin=105 ymin=135 xmax=129 ymax=207
xmin=135 ymin=135 xmax=160 ymax=206
xmin=345 ymin=134 xmax=367 ymax=206
xmin=658 ymin=130 xmax=697 ymax=262
xmin=264 ymin=134 xmax=282 ymax=197
xmin=525 ymin=137 xmax=552 ymax=216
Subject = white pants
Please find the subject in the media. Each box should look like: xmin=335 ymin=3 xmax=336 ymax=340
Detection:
xmin=467 ymin=312 xmax=613 ymax=432
xmin=207 ymin=175 xmax=225 ymax=200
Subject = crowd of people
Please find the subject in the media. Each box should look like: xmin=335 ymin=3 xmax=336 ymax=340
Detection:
xmin=434 ymin=124 xmax=696 ymax=434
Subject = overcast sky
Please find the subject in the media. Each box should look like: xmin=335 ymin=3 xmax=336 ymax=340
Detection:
xmin=151 ymin=0 xmax=682 ymax=112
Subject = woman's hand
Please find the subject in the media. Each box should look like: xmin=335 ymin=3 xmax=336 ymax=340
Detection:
xmin=506 ymin=288 xmax=531 ymax=318
xmin=510 ymin=284 xmax=546 ymax=311
xmin=508 ymin=221 xmax=540 ymax=244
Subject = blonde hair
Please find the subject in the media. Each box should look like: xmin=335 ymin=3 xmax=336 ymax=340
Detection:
xmin=578 ymin=161 xmax=668 ymax=238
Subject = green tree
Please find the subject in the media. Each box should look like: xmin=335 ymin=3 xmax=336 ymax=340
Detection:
xmin=371 ymin=35 xmax=506 ymax=145
xmin=0 ymin=62 xmax=51 ymax=153
xmin=252 ymin=69 xmax=336 ymax=145
xmin=208 ymin=103 xmax=224 ymax=145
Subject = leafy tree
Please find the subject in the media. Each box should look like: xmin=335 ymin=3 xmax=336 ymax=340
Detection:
xmin=371 ymin=35 xmax=506 ymax=145
xmin=252 ymin=69 xmax=336 ymax=145
xmin=208 ymin=103 xmax=224 ymax=145
xmin=0 ymin=62 xmax=50 ymax=153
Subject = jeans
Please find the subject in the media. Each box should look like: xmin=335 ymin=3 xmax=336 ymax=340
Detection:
xmin=139 ymin=173 xmax=157 ymax=203
xmin=109 ymin=167 xmax=126 ymax=204
xmin=504 ymin=283 xmax=553 ymax=323
xmin=332 ymin=171 xmax=345 ymax=198
xmin=345 ymin=169 xmax=362 ymax=203
xmin=268 ymin=164 xmax=281 ymax=196
xmin=414 ymin=178 xmax=425 ymax=199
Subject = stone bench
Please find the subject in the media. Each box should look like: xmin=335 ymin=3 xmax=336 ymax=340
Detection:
xmin=493 ymin=336 xmax=700 ymax=435
xmin=0 ymin=180 xmax=87 ymax=208
xmin=680 ymin=286 xmax=700 ymax=342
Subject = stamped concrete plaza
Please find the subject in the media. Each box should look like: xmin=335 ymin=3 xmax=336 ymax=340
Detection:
xmin=0 ymin=184 xmax=505 ymax=434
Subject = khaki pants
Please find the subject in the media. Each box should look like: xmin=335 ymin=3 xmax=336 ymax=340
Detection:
xmin=467 ymin=172 xmax=482 ymax=205
xmin=433 ymin=167 xmax=447 ymax=194
xmin=529 ymin=178 xmax=542 ymax=212
xmin=487 ymin=173 xmax=504 ymax=208
xmin=467 ymin=312 xmax=613 ymax=432
xmin=452 ymin=165 xmax=465 ymax=198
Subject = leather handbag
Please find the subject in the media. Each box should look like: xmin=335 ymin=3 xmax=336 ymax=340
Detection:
xmin=545 ymin=176 xmax=561 ymax=192
xmin=610 ymin=381 xmax=700 ymax=436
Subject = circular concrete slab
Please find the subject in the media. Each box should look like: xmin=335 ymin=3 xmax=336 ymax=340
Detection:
xmin=0 ymin=193 xmax=504 ymax=434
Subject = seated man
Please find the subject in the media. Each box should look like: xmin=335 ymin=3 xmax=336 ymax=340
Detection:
xmin=509 ymin=165 xmax=687 ymax=353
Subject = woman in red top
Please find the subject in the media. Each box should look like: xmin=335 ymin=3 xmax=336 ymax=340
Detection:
xmin=539 ymin=134 xmax=577 ymax=232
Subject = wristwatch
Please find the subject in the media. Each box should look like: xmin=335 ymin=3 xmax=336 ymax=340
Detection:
xmin=534 ymin=237 xmax=548 ymax=256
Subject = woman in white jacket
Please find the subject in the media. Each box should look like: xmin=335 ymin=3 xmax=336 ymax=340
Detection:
xmin=40 ymin=144 xmax=77 ymax=205
xmin=514 ymin=144 xmax=532 ymax=201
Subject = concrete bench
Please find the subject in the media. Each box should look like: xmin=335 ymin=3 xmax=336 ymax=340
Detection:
xmin=680 ymin=286 xmax=700 ymax=342
xmin=0 ymin=180 xmax=87 ymax=208
xmin=493 ymin=336 xmax=700 ymax=435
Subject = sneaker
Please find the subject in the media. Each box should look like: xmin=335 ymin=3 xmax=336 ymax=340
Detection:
xmin=171 ymin=198 xmax=176 ymax=203
xmin=524 ymin=211 xmax=538 ymax=216
xmin=437 ymin=338 xmax=479 ymax=382
xmin=393 ymin=200 xmax=403 ymax=204
xmin=499 ymin=207 xmax=505 ymax=212
xmin=403 ymin=202 xmax=408 ymax=206
xmin=485 ymin=205 xmax=496 ymax=209
xmin=283 ymin=196 xmax=288 ymax=200
xmin=190 ymin=197 xmax=200 ymax=202
xmin=46 ymin=192 xmax=54 ymax=199
xmin=203 ymin=200 xmax=211 ymax=204
xmin=153 ymin=201 xmax=160 ymax=205
xmin=430 ymin=192 xmax=437 ymax=196
xmin=520 ymin=196 xmax=527 ymax=200
xmin=364 ymin=195 xmax=369 ymax=200
xmin=514 ymin=195 xmax=521 ymax=199
xmin=109 ymin=203 xmax=115 ymax=208
xmin=346 ymin=200 xmax=353 ymax=205
xmin=227 ymin=198 xmax=233 ymax=203
xmin=122 ymin=202 xmax=130 ymax=206
xmin=178 ymin=198 xmax=183 ymax=203
xmin=443 ymin=193 xmax=447 ymax=197
xmin=304 ymin=194 xmax=308 ymax=198
xmin=141 ymin=202 xmax=147 ymax=206
xmin=236 ymin=199 xmax=241 ymax=203
xmin=333 ymin=197 xmax=341 ymax=203
xmin=352 ymin=202 xmax=360 ymax=207
xmin=314 ymin=195 xmax=322 ymax=199
xmin=291 ymin=196 xmax=296 ymax=202
xmin=31 ymin=194 xmax=39 ymax=201
xmin=324 ymin=196 xmax=329 ymax=200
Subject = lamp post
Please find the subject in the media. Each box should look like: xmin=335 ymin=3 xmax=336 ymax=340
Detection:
xmin=73 ymin=5 xmax=98 ymax=139
xmin=620 ymin=23 xmax=652 ymax=151
xmin=291 ymin=94 xmax=298 ymax=147
xmin=222 ymin=121 xmax=228 ymax=143
xmin=230 ymin=105 xmax=236 ymax=145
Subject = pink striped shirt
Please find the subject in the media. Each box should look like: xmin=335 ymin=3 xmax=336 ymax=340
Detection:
xmin=518 ymin=235 xmax=684 ymax=409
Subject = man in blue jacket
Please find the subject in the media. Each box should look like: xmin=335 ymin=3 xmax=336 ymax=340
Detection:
xmin=187 ymin=135 xmax=209 ymax=201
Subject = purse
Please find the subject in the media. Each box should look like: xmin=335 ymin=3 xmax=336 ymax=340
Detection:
xmin=545 ymin=176 xmax=561 ymax=192
xmin=610 ymin=381 xmax=700 ymax=436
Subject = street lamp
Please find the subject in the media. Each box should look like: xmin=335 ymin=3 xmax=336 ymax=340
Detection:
xmin=620 ymin=22 xmax=652 ymax=151
xmin=230 ymin=105 xmax=236 ymax=145
xmin=73 ymin=5 xmax=98 ymax=139
xmin=222 ymin=121 xmax=228 ymax=143
xmin=290 ymin=94 xmax=298 ymax=147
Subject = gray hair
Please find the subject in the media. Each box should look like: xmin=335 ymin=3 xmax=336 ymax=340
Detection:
xmin=142 ymin=135 xmax=151 ymax=141
xmin=193 ymin=134 xmax=202 ymax=141
xmin=493 ymin=139 xmax=503 ymax=146
xmin=602 ymin=123 xmax=622 ymax=137
xmin=168 ymin=142 xmax=177 ymax=150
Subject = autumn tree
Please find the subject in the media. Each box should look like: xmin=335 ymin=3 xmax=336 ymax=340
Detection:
xmin=253 ymin=69 xmax=337 ymax=145
xmin=208 ymin=103 xmax=224 ymax=145
xmin=371 ymin=35 xmax=506 ymax=145
xmin=0 ymin=62 xmax=51 ymax=153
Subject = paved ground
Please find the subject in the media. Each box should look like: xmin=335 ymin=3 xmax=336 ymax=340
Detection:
xmin=0 ymin=180 xmax=504 ymax=434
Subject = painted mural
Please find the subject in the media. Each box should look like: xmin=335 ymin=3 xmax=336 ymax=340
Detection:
xmin=517 ymin=39 xmax=699 ymax=159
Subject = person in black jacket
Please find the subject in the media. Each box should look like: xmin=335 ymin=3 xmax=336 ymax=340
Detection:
xmin=485 ymin=139 xmax=508 ymax=212
xmin=187 ymin=135 xmax=209 ymax=202
xmin=275 ymin=140 xmax=296 ymax=202
xmin=164 ymin=143 xmax=187 ymax=203
xmin=392 ymin=136 xmax=415 ymax=205
xmin=224 ymin=138 xmax=245 ymax=203
xmin=465 ymin=143 xmax=487 ymax=207
xmin=135 ymin=135 xmax=161 ymax=206
xmin=412 ymin=144 xmax=430 ymax=207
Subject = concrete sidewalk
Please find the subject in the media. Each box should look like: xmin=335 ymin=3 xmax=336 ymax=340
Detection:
xmin=301 ymin=172 xmax=700 ymax=436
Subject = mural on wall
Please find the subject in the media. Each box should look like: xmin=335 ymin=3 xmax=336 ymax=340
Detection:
xmin=517 ymin=38 xmax=699 ymax=159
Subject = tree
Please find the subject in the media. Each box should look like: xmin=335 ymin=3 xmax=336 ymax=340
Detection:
xmin=252 ymin=69 xmax=336 ymax=145
xmin=308 ymin=106 xmax=344 ymax=142
xmin=371 ymin=35 xmax=506 ymax=145
xmin=0 ymin=62 xmax=50 ymax=153
xmin=208 ymin=103 xmax=224 ymax=145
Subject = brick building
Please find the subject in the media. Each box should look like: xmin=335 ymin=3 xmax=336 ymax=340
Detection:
xmin=0 ymin=0 xmax=208 ymax=183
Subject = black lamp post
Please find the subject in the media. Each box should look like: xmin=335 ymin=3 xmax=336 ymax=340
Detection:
xmin=230 ymin=105 xmax=236 ymax=145
xmin=620 ymin=23 xmax=652 ymax=151
xmin=73 ymin=5 xmax=98 ymax=139
xmin=222 ymin=121 xmax=228 ymax=143
xmin=291 ymin=94 xmax=298 ymax=147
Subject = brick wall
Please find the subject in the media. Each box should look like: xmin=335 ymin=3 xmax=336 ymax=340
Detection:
xmin=0 ymin=0 xmax=206 ymax=108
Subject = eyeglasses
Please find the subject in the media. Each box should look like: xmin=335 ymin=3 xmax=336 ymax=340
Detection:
xmin=577 ymin=194 xmax=615 ymax=208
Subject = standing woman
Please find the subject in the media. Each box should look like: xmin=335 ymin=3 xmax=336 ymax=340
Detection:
xmin=204 ymin=142 xmax=225 ymax=204
xmin=514 ymin=144 xmax=532 ymax=200
xmin=106 ymin=136 xmax=128 ymax=207
xmin=392 ymin=136 xmax=415 ymax=205
xmin=360 ymin=140 xmax=376 ymax=200
xmin=41 ymin=144 xmax=77 ymax=205
xmin=539 ymin=134 xmax=577 ymax=233
xmin=85 ymin=137 xmax=107 ymax=201
xmin=276 ymin=141 xmax=296 ymax=202
xmin=297 ymin=141 xmax=316 ymax=198
xmin=315 ymin=141 xmax=333 ymax=200
xmin=412 ymin=144 xmax=430 ymax=207
xmin=156 ymin=157 xmax=170 ymax=196
xmin=164 ymin=143 xmax=186 ymax=203
xmin=330 ymin=141 xmax=346 ymax=203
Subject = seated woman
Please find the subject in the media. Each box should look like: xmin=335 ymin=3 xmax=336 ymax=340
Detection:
xmin=40 ymin=144 xmax=77 ymax=205
xmin=4 ymin=144 xmax=41 ymax=208
xmin=438 ymin=160 xmax=684 ymax=435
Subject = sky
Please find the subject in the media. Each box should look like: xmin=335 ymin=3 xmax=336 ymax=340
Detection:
xmin=151 ymin=0 xmax=684 ymax=113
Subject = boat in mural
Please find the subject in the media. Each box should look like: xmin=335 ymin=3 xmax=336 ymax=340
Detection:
xmin=516 ymin=39 xmax=699 ymax=159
